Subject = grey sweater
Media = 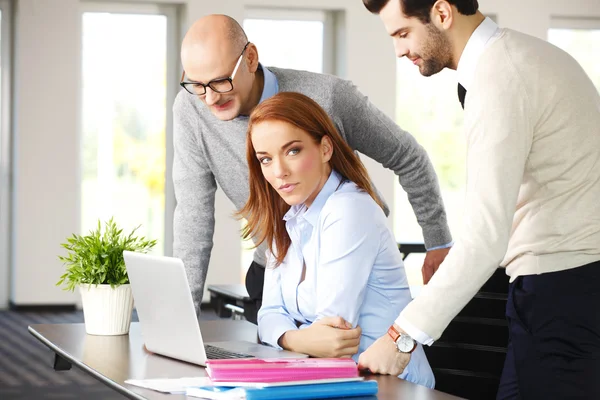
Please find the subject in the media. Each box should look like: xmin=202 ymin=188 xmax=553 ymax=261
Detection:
xmin=172 ymin=67 xmax=451 ymax=311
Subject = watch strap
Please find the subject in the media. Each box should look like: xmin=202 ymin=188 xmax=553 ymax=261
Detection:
xmin=388 ymin=325 xmax=417 ymax=353
xmin=387 ymin=325 xmax=401 ymax=342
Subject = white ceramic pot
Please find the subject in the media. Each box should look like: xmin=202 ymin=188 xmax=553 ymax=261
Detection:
xmin=79 ymin=284 xmax=134 ymax=335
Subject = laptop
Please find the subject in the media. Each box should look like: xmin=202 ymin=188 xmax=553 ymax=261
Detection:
xmin=123 ymin=251 xmax=308 ymax=366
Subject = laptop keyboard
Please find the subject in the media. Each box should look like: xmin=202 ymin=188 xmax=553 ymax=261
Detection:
xmin=204 ymin=344 xmax=255 ymax=360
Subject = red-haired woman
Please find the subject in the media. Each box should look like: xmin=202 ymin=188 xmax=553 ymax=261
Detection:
xmin=238 ymin=92 xmax=434 ymax=388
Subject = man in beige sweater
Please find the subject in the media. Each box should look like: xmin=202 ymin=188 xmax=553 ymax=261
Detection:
xmin=359 ymin=1 xmax=600 ymax=398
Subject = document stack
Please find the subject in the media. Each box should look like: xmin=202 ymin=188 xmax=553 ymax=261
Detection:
xmin=186 ymin=358 xmax=378 ymax=400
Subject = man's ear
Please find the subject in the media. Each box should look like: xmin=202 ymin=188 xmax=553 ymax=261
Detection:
xmin=322 ymin=136 xmax=333 ymax=163
xmin=246 ymin=43 xmax=260 ymax=73
xmin=431 ymin=0 xmax=454 ymax=30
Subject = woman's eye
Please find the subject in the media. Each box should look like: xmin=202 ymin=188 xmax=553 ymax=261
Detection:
xmin=288 ymin=148 xmax=300 ymax=156
xmin=259 ymin=157 xmax=271 ymax=165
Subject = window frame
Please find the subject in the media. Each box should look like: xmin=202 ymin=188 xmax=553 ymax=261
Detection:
xmin=548 ymin=17 xmax=600 ymax=93
xmin=0 ymin=0 xmax=13 ymax=309
xmin=243 ymin=7 xmax=338 ymax=75
xmin=551 ymin=17 xmax=600 ymax=30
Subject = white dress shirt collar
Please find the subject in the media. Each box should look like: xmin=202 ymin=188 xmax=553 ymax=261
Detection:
xmin=283 ymin=170 xmax=343 ymax=226
xmin=457 ymin=17 xmax=501 ymax=91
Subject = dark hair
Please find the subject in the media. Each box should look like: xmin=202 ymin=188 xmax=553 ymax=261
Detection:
xmin=363 ymin=0 xmax=478 ymax=23
xmin=237 ymin=92 xmax=383 ymax=266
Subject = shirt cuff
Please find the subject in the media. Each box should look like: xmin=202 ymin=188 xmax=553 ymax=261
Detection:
xmin=427 ymin=241 xmax=454 ymax=251
xmin=258 ymin=315 xmax=298 ymax=350
xmin=395 ymin=311 xmax=435 ymax=346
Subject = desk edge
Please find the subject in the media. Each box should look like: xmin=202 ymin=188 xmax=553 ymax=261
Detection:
xmin=27 ymin=325 xmax=146 ymax=400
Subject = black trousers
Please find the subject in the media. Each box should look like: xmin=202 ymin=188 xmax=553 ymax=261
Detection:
xmin=244 ymin=260 xmax=265 ymax=324
xmin=497 ymin=259 xmax=600 ymax=399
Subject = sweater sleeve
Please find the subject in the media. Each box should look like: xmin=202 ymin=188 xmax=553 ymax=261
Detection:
xmin=331 ymin=80 xmax=452 ymax=250
xmin=172 ymin=93 xmax=217 ymax=315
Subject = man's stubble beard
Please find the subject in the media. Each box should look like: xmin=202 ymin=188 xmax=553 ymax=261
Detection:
xmin=419 ymin=24 xmax=454 ymax=77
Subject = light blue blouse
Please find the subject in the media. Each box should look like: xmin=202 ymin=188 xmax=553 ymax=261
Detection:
xmin=257 ymin=170 xmax=435 ymax=388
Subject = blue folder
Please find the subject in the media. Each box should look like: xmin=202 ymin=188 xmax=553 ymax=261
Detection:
xmin=244 ymin=380 xmax=378 ymax=400
xmin=187 ymin=380 xmax=378 ymax=400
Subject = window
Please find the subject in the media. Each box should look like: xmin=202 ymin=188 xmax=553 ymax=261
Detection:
xmin=243 ymin=9 xmax=329 ymax=74
xmin=0 ymin=0 xmax=12 ymax=308
xmin=548 ymin=19 xmax=600 ymax=92
xmin=394 ymin=61 xmax=465 ymax=242
xmin=239 ymin=9 xmax=333 ymax=279
xmin=81 ymin=3 xmax=178 ymax=255
xmin=394 ymin=57 xmax=465 ymax=285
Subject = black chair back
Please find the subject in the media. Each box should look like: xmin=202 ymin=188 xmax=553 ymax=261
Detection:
xmin=398 ymin=243 xmax=509 ymax=400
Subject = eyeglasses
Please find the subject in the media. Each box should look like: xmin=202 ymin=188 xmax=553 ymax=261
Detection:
xmin=180 ymin=42 xmax=250 ymax=96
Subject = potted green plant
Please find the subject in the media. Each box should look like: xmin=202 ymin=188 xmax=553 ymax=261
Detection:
xmin=57 ymin=218 xmax=156 ymax=336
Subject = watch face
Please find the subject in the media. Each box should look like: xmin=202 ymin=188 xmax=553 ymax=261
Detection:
xmin=396 ymin=334 xmax=415 ymax=353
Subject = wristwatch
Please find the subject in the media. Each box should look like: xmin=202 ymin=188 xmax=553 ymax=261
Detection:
xmin=387 ymin=325 xmax=417 ymax=354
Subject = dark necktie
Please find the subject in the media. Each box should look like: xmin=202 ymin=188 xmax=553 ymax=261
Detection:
xmin=457 ymin=83 xmax=466 ymax=109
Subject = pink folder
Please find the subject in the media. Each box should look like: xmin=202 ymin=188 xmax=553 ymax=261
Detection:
xmin=206 ymin=358 xmax=359 ymax=383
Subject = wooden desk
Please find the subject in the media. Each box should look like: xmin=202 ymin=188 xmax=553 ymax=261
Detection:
xmin=28 ymin=320 xmax=463 ymax=400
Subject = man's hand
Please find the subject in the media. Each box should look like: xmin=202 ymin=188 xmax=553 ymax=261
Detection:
xmin=357 ymin=330 xmax=410 ymax=376
xmin=280 ymin=316 xmax=361 ymax=358
xmin=422 ymin=247 xmax=451 ymax=284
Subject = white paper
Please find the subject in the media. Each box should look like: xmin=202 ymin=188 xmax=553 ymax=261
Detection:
xmin=124 ymin=377 xmax=213 ymax=394
xmin=186 ymin=387 xmax=247 ymax=399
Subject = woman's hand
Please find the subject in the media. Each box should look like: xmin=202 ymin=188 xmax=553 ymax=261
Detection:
xmin=279 ymin=316 xmax=362 ymax=358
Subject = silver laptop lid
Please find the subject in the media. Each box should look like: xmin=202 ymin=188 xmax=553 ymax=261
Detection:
xmin=123 ymin=251 xmax=209 ymax=365
xmin=124 ymin=251 xmax=308 ymax=366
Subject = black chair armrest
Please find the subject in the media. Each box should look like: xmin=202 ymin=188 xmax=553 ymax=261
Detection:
xmin=397 ymin=243 xmax=427 ymax=260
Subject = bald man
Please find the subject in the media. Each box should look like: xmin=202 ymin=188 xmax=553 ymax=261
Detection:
xmin=173 ymin=14 xmax=453 ymax=324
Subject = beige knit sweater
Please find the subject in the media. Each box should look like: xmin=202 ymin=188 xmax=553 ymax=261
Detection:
xmin=399 ymin=28 xmax=600 ymax=341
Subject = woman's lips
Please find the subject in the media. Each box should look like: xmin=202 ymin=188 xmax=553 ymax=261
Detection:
xmin=278 ymin=183 xmax=298 ymax=193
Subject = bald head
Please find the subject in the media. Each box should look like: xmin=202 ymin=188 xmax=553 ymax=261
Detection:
xmin=179 ymin=14 xmax=263 ymax=121
xmin=181 ymin=14 xmax=248 ymax=75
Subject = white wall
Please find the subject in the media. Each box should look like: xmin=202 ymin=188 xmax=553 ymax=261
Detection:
xmin=12 ymin=0 xmax=81 ymax=305
xmin=8 ymin=0 xmax=600 ymax=306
